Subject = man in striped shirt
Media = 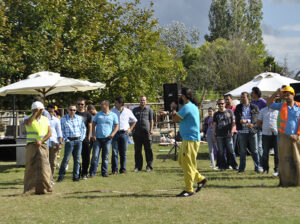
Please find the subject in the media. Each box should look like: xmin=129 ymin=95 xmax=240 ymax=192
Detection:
xmin=57 ymin=104 xmax=86 ymax=182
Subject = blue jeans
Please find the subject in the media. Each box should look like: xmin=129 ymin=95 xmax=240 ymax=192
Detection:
xmin=262 ymin=134 xmax=279 ymax=172
xmin=112 ymin=132 xmax=129 ymax=173
xmin=59 ymin=140 xmax=82 ymax=179
xmin=89 ymin=138 xmax=112 ymax=176
xmin=206 ymin=133 xmax=216 ymax=166
xmin=216 ymin=136 xmax=238 ymax=169
xmin=257 ymin=130 xmax=263 ymax=163
xmin=238 ymin=133 xmax=260 ymax=172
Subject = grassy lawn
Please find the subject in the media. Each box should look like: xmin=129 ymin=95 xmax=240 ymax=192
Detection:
xmin=1 ymin=143 xmax=300 ymax=224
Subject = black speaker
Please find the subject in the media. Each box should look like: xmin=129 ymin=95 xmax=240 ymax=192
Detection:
xmin=290 ymin=83 xmax=300 ymax=102
xmin=163 ymin=83 xmax=179 ymax=111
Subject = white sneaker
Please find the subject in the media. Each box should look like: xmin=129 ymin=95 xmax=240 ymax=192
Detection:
xmin=272 ymin=172 xmax=279 ymax=177
xmin=228 ymin=166 xmax=233 ymax=170
xmin=51 ymin=180 xmax=55 ymax=185
xmin=213 ymin=166 xmax=219 ymax=170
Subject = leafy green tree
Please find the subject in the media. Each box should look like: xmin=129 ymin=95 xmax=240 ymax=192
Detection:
xmin=205 ymin=0 xmax=263 ymax=44
xmin=0 ymin=0 xmax=183 ymax=109
xmin=184 ymin=38 xmax=265 ymax=95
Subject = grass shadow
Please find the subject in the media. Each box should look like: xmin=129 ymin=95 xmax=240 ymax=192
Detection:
xmin=0 ymin=164 xmax=22 ymax=173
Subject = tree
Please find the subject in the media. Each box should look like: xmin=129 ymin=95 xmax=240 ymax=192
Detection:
xmin=205 ymin=0 xmax=263 ymax=44
xmin=183 ymin=38 xmax=265 ymax=95
xmin=160 ymin=21 xmax=201 ymax=59
xmin=0 ymin=0 xmax=183 ymax=109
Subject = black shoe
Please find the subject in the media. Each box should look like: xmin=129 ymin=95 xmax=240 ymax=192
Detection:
xmin=57 ymin=176 xmax=64 ymax=182
xmin=120 ymin=169 xmax=127 ymax=174
xmin=196 ymin=178 xmax=208 ymax=193
xmin=73 ymin=178 xmax=80 ymax=182
xmin=102 ymin=174 xmax=109 ymax=177
xmin=176 ymin=190 xmax=195 ymax=197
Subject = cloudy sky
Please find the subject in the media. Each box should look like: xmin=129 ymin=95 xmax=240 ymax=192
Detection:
xmin=136 ymin=0 xmax=300 ymax=75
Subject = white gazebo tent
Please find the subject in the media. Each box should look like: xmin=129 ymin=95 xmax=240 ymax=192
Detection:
xmin=226 ymin=72 xmax=300 ymax=97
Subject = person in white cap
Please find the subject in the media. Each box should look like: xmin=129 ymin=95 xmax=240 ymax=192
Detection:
xmin=23 ymin=101 xmax=52 ymax=195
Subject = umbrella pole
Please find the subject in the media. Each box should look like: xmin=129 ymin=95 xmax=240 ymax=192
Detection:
xmin=12 ymin=94 xmax=16 ymax=139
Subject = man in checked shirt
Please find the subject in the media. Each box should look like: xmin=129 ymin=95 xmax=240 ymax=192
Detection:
xmin=57 ymin=104 xmax=86 ymax=182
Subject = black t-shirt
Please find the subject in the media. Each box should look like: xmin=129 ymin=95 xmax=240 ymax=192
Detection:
xmin=213 ymin=109 xmax=234 ymax=137
xmin=76 ymin=111 xmax=92 ymax=137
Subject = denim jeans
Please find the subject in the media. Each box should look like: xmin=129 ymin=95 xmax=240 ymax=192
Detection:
xmin=216 ymin=136 xmax=238 ymax=169
xmin=262 ymin=134 xmax=279 ymax=172
xmin=238 ymin=133 xmax=260 ymax=172
xmin=206 ymin=133 xmax=216 ymax=166
xmin=111 ymin=132 xmax=129 ymax=173
xmin=58 ymin=140 xmax=82 ymax=180
xmin=89 ymin=138 xmax=112 ymax=176
xmin=257 ymin=130 xmax=263 ymax=163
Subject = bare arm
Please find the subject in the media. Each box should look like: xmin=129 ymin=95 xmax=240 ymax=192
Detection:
xmin=92 ymin=122 xmax=96 ymax=141
xmin=109 ymin=124 xmax=119 ymax=139
xmin=127 ymin=122 xmax=136 ymax=133
xmin=257 ymin=120 xmax=262 ymax=129
xmin=24 ymin=109 xmax=39 ymax=126
xmin=150 ymin=120 xmax=154 ymax=134
xmin=267 ymin=88 xmax=281 ymax=106
xmin=87 ymin=122 xmax=92 ymax=140
xmin=171 ymin=111 xmax=181 ymax=123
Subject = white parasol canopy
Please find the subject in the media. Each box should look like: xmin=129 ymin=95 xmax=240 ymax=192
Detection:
xmin=226 ymin=72 xmax=300 ymax=97
xmin=0 ymin=71 xmax=105 ymax=99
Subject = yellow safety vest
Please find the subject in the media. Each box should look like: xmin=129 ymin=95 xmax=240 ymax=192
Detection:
xmin=25 ymin=114 xmax=49 ymax=143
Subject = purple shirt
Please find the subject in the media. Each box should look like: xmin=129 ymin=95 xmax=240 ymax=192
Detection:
xmin=251 ymin=98 xmax=266 ymax=110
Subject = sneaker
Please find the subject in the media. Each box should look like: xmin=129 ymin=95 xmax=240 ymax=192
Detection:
xmin=176 ymin=190 xmax=195 ymax=197
xmin=228 ymin=166 xmax=233 ymax=170
xmin=111 ymin=172 xmax=117 ymax=175
xmin=133 ymin=168 xmax=139 ymax=172
xmin=196 ymin=178 xmax=208 ymax=193
xmin=82 ymin=175 xmax=88 ymax=180
xmin=89 ymin=175 xmax=95 ymax=178
xmin=73 ymin=178 xmax=80 ymax=182
xmin=146 ymin=167 xmax=152 ymax=172
xmin=57 ymin=176 xmax=64 ymax=182
xmin=213 ymin=166 xmax=219 ymax=171
xmin=237 ymin=171 xmax=244 ymax=174
xmin=272 ymin=172 xmax=279 ymax=177
xmin=120 ymin=170 xmax=127 ymax=174
xmin=50 ymin=180 xmax=55 ymax=185
xmin=262 ymin=170 xmax=268 ymax=174
xmin=102 ymin=174 xmax=109 ymax=177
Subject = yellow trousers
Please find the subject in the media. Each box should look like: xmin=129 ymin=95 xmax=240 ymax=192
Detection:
xmin=178 ymin=140 xmax=205 ymax=192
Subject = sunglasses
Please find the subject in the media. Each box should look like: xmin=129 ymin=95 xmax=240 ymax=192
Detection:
xmin=69 ymin=109 xmax=76 ymax=111
xmin=77 ymin=103 xmax=85 ymax=106
xmin=218 ymin=103 xmax=225 ymax=105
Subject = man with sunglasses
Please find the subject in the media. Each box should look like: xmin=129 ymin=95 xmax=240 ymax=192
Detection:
xmin=212 ymin=99 xmax=238 ymax=170
xmin=267 ymin=86 xmax=300 ymax=186
xmin=234 ymin=92 xmax=260 ymax=174
xmin=57 ymin=104 xmax=86 ymax=182
xmin=76 ymin=98 xmax=92 ymax=180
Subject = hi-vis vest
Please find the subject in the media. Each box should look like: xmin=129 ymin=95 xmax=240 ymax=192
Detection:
xmin=25 ymin=114 xmax=49 ymax=143
xmin=279 ymin=102 xmax=300 ymax=135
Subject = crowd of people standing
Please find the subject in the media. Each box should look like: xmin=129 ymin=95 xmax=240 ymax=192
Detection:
xmin=22 ymin=85 xmax=300 ymax=196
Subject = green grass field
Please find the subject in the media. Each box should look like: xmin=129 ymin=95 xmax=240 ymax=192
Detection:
xmin=1 ymin=143 xmax=300 ymax=224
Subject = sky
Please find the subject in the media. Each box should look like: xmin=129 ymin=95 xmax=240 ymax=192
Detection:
xmin=133 ymin=0 xmax=300 ymax=75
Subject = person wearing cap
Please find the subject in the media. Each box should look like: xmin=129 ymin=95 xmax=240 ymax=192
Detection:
xmin=23 ymin=101 xmax=52 ymax=194
xmin=267 ymin=86 xmax=300 ymax=186
xmin=57 ymin=104 xmax=86 ymax=182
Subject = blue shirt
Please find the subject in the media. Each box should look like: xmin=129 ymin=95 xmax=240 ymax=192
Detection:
xmin=177 ymin=102 xmax=200 ymax=141
xmin=93 ymin=111 xmax=119 ymax=138
xmin=239 ymin=104 xmax=251 ymax=134
xmin=61 ymin=114 xmax=86 ymax=141
xmin=269 ymin=102 xmax=300 ymax=135
xmin=251 ymin=98 xmax=267 ymax=110
xmin=111 ymin=107 xmax=137 ymax=131
xmin=49 ymin=115 xmax=63 ymax=146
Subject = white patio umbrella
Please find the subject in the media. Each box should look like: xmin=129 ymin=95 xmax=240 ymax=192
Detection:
xmin=0 ymin=71 xmax=105 ymax=101
xmin=226 ymin=72 xmax=300 ymax=97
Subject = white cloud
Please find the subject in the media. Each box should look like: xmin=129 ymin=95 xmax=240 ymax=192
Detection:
xmin=280 ymin=24 xmax=300 ymax=31
xmin=263 ymin=34 xmax=300 ymax=73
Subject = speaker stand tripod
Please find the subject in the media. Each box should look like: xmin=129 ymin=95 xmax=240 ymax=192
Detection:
xmin=167 ymin=122 xmax=180 ymax=161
